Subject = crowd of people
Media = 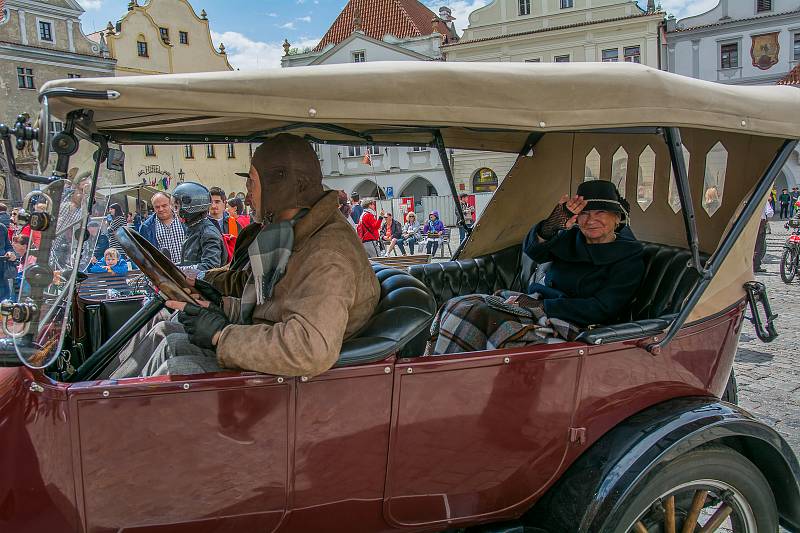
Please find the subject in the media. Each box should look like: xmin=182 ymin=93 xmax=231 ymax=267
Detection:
xmin=92 ymin=185 xmax=255 ymax=276
xmin=337 ymin=191 xmax=455 ymax=258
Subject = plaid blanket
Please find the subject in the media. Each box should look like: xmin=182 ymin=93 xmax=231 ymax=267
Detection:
xmin=427 ymin=292 xmax=580 ymax=355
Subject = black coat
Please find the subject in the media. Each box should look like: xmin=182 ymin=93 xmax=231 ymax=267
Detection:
xmin=523 ymin=223 xmax=645 ymax=327
xmin=380 ymin=219 xmax=403 ymax=240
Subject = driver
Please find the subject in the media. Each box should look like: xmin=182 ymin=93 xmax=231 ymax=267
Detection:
xmin=139 ymin=133 xmax=380 ymax=377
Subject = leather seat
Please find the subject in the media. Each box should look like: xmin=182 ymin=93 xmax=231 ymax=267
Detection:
xmin=336 ymin=265 xmax=436 ymax=367
xmin=409 ymin=241 xmax=708 ymax=346
xmin=408 ymin=245 xmax=521 ymax=309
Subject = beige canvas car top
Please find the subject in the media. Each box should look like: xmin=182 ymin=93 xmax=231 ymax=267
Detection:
xmin=42 ymin=61 xmax=800 ymax=150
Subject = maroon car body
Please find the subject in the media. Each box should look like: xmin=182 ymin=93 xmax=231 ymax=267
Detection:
xmin=2 ymin=62 xmax=800 ymax=532
xmin=0 ymin=302 xmax=743 ymax=531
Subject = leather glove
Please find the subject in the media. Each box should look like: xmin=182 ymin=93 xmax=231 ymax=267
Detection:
xmin=537 ymin=203 xmax=573 ymax=241
xmin=193 ymin=278 xmax=222 ymax=306
xmin=181 ymin=303 xmax=229 ymax=350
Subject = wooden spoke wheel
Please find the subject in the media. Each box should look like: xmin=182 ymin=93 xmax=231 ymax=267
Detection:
xmin=628 ymin=480 xmax=756 ymax=533
xmin=612 ymin=446 xmax=778 ymax=533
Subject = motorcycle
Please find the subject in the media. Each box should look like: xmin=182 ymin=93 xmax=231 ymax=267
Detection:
xmin=780 ymin=217 xmax=800 ymax=283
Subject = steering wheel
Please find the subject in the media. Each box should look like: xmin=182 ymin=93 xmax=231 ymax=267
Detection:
xmin=115 ymin=226 xmax=199 ymax=305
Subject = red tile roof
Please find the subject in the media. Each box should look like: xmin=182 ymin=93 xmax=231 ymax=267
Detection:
xmin=777 ymin=63 xmax=800 ymax=86
xmin=313 ymin=0 xmax=454 ymax=52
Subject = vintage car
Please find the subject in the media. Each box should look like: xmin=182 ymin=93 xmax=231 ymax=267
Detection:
xmin=0 ymin=62 xmax=798 ymax=533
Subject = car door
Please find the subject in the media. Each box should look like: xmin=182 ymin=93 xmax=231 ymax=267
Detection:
xmin=385 ymin=344 xmax=582 ymax=528
xmin=68 ymin=372 xmax=290 ymax=532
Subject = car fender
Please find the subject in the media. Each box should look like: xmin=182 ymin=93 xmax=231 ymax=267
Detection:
xmin=524 ymin=396 xmax=800 ymax=532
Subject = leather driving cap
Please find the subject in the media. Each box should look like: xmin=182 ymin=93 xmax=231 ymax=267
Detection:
xmin=237 ymin=133 xmax=325 ymax=216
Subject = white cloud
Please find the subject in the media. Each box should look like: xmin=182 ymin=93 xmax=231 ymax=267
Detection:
xmin=211 ymin=31 xmax=319 ymax=70
xmin=77 ymin=0 xmax=103 ymax=9
xmin=279 ymin=22 xmax=296 ymax=29
xmin=653 ymin=0 xmax=719 ymax=19
xmin=424 ymin=0 xmax=490 ymax=33
xmin=296 ymin=16 xmax=312 ymax=22
xmin=267 ymin=12 xmax=278 ymax=17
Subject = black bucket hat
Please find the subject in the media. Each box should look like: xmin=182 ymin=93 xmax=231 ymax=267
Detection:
xmin=576 ymin=180 xmax=629 ymax=221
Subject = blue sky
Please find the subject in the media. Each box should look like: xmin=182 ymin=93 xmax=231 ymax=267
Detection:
xmin=76 ymin=0 xmax=716 ymax=69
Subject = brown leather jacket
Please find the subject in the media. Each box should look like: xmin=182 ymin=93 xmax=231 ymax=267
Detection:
xmin=214 ymin=191 xmax=380 ymax=377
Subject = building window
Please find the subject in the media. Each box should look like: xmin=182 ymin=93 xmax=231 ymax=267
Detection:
xmin=561 ymin=0 xmax=573 ymax=7
xmin=624 ymin=46 xmax=641 ymax=63
xmin=352 ymin=50 xmax=365 ymax=63
xmin=184 ymin=145 xmax=194 ymax=159
xmin=411 ymin=146 xmax=428 ymax=151
xmin=159 ymin=27 xmax=169 ymax=42
xmin=206 ymin=145 xmax=215 ymax=158
xmin=519 ymin=0 xmax=531 ymax=16
xmin=144 ymin=145 xmax=156 ymax=157
xmin=39 ymin=21 xmax=53 ymax=42
xmin=756 ymin=0 xmax=772 ymax=13
xmin=226 ymin=144 xmax=235 ymax=158
xmin=179 ymin=31 xmax=189 ymax=44
xmin=554 ymin=54 xmax=570 ymax=63
xmin=794 ymin=32 xmax=800 ymax=61
xmin=602 ymin=48 xmax=619 ymax=62
xmin=67 ymin=73 xmax=81 ymax=78
xmin=525 ymin=58 xmax=541 ymax=62
xmin=17 ymin=67 xmax=34 ymax=89
xmin=137 ymin=41 xmax=148 ymax=57
xmin=347 ymin=146 xmax=362 ymax=157
xmin=720 ymin=42 xmax=739 ymax=69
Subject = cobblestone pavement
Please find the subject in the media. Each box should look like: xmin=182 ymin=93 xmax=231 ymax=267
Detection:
xmin=735 ymin=220 xmax=800 ymax=457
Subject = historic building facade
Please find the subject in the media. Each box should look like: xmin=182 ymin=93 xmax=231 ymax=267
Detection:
xmin=0 ymin=0 xmax=115 ymax=202
xmin=89 ymin=0 xmax=249 ymax=197
xmin=442 ymin=0 xmax=663 ymax=193
xmin=283 ymin=0 xmax=458 ymax=206
xmin=664 ymin=0 xmax=800 ymax=190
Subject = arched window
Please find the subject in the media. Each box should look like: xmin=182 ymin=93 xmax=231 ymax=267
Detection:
xmin=472 ymin=167 xmax=498 ymax=193
xmin=136 ymin=34 xmax=148 ymax=57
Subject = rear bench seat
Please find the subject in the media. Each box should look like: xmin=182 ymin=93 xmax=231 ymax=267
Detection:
xmin=409 ymin=242 xmax=709 ymax=346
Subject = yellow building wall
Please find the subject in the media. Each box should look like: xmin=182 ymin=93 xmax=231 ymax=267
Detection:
xmin=102 ymin=0 xmax=241 ymax=196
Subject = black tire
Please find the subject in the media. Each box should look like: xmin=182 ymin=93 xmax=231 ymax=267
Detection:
xmin=721 ymin=369 xmax=738 ymax=404
xmin=605 ymin=445 xmax=778 ymax=532
xmin=780 ymin=247 xmax=797 ymax=283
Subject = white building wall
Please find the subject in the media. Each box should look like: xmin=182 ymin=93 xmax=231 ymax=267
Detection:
xmin=665 ymin=1 xmax=800 ymax=190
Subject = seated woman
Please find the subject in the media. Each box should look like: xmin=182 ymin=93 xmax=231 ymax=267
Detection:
xmin=422 ymin=211 xmax=445 ymax=256
xmin=88 ymin=248 xmax=129 ymax=276
xmin=428 ymin=180 xmax=645 ymax=355
xmin=397 ymin=212 xmax=421 ymax=254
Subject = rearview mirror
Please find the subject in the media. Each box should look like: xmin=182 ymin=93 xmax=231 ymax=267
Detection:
xmin=107 ymin=148 xmax=125 ymax=171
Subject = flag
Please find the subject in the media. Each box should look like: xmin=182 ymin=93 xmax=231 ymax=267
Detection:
xmin=362 ymin=150 xmax=372 ymax=166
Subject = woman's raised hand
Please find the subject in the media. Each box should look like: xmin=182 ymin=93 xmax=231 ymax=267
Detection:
xmin=561 ymin=194 xmax=586 ymax=229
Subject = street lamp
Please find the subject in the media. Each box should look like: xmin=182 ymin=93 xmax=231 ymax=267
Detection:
xmin=178 ymin=168 xmax=185 ymax=183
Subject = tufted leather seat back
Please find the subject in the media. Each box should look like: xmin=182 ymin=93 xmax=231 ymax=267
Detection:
xmin=335 ymin=265 xmax=437 ymax=367
xmin=629 ymin=243 xmax=709 ymax=320
xmin=407 ymin=245 xmax=522 ymax=309
xmin=409 ymin=241 xmax=707 ymax=324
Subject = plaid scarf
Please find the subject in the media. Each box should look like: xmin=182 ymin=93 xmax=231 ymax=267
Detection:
xmin=236 ymin=210 xmax=307 ymax=324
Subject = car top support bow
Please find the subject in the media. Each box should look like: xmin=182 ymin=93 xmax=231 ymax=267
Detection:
xmin=648 ymin=138 xmax=798 ymax=354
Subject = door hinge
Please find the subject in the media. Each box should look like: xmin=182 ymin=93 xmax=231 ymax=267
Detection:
xmin=569 ymin=427 xmax=587 ymax=446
